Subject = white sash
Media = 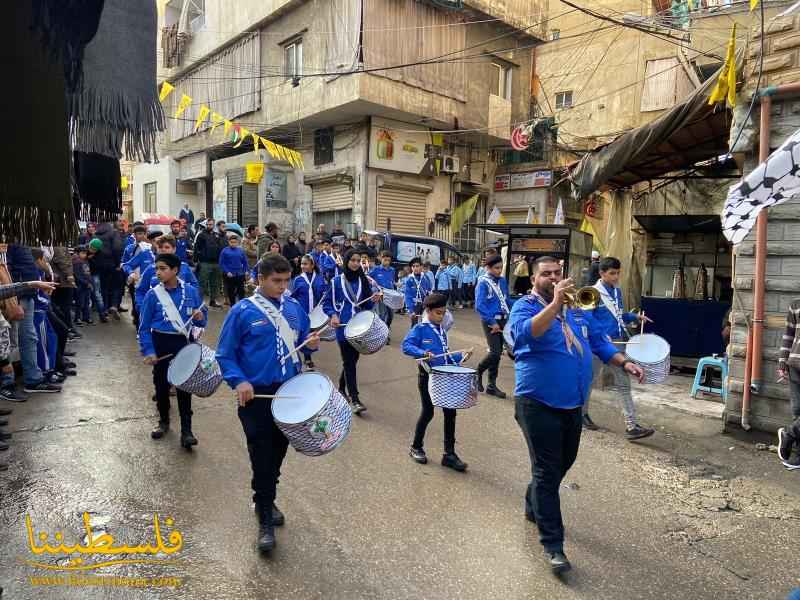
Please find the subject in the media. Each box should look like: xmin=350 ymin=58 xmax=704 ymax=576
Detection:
xmin=246 ymin=292 xmax=300 ymax=374
xmin=409 ymin=274 xmax=424 ymax=304
xmin=153 ymin=282 xmax=189 ymax=338
xmin=332 ymin=273 xmax=362 ymax=313
xmin=422 ymin=316 xmax=453 ymax=365
xmin=479 ymin=276 xmax=510 ymax=315
xmin=593 ymin=280 xmax=626 ymax=337
xmin=301 ymin=272 xmax=316 ymax=312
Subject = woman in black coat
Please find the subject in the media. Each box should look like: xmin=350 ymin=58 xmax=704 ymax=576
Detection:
xmin=283 ymin=234 xmax=303 ymax=276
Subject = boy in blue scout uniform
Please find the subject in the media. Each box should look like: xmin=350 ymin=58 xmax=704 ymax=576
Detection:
xmin=404 ymin=257 xmax=432 ymax=327
xmin=508 ymin=256 xmax=644 ymax=574
xmin=474 ymin=254 xmax=510 ymax=398
xmin=370 ymin=250 xmax=397 ymax=332
xmin=138 ymin=253 xmax=207 ymax=449
xmin=402 ymin=293 xmax=472 ymax=471
xmin=135 ymin=235 xmax=198 ymax=310
xmin=322 ymin=248 xmax=381 ymax=416
xmin=216 ymin=254 xmax=320 ymax=553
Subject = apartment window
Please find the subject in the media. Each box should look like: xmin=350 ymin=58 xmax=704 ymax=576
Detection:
xmin=143 ymin=182 xmax=157 ymax=213
xmin=314 ymin=128 xmax=334 ymax=166
xmin=490 ymin=62 xmax=512 ymax=100
xmin=284 ymin=39 xmax=303 ymax=79
xmin=555 ymin=91 xmax=573 ymax=109
xmin=551 ymin=29 xmax=560 ymax=40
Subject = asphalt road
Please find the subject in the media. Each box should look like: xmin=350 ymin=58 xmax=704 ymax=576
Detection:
xmin=0 ymin=307 xmax=798 ymax=600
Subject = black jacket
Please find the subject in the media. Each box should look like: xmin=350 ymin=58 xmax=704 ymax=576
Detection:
xmin=194 ymin=229 xmax=225 ymax=263
xmin=6 ymin=245 xmax=38 ymax=298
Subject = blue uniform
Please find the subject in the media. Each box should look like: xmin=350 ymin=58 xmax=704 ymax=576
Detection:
xmin=291 ymin=271 xmax=326 ymax=314
xmin=121 ymin=241 xmax=139 ymax=265
xmin=509 ymin=295 xmax=617 ymax=409
xmin=462 ymin=264 xmax=477 ymax=284
xmin=322 ymin=274 xmax=375 ymax=343
xmin=435 ymin=268 xmax=451 ymax=291
xmin=404 ymin=273 xmax=432 ymax=311
xmin=423 ymin=270 xmax=435 ymax=290
xmin=591 ymin=282 xmax=637 ymax=340
xmin=402 ymin=321 xmax=462 ymax=367
xmin=135 ymin=262 xmax=198 ymax=308
xmin=216 ymin=294 xmax=312 ymax=388
xmin=318 ymin=252 xmax=337 ymax=281
xmin=122 ymin=248 xmax=154 ymax=276
xmin=370 ymin=265 xmax=396 ymax=290
xmin=219 ymin=246 xmax=249 ymax=276
xmin=137 ymin=282 xmax=207 ymax=357
xmin=448 ymin=265 xmax=463 ymax=288
xmin=175 ymin=238 xmax=190 ymax=262
xmin=475 ymin=275 xmax=510 ymax=326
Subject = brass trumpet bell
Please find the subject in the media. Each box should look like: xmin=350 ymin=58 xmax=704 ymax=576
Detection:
xmin=564 ymin=286 xmax=601 ymax=310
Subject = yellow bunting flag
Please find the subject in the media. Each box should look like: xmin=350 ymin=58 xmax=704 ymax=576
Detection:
xmin=252 ymin=133 xmax=260 ymax=155
xmin=223 ymin=120 xmax=233 ymax=137
xmin=263 ymin=138 xmax=279 ymax=158
xmin=193 ymin=105 xmax=210 ymax=132
xmin=431 ymin=133 xmax=444 ymax=146
xmin=174 ymin=94 xmax=192 ymax=118
xmin=708 ymin=24 xmax=737 ymax=108
xmin=750 ymin=0 xmax=759 ymax=10
xmin=159 ymin=81 xmax=175 ymax=102
xmin=245 ymin=162 xmax=265 ymax=184
xmin=121 ymin=176 xmax=129 ymax=191
xmin=233 ymin=127 xmax=249 ymax=148
xmin=295 ymin=151 xmax=305 ymax=170
xmin=209 ymin=112 xmax=224 ymax=134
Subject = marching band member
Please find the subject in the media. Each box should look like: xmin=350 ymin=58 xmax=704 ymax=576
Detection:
xmin=138 ymin=254 xmax=207 ymax=448
xmin=216 ymin=254 xmax=319 ymax=553
xmin=404 ymin=257 xmax=432 ymax=327
xmin=135 ymin=235 xmax=198 ymax=311
xmin=370 ymin=251 xmax=397 ymax=333
xmin=585 ymin=256 xmax=654 ymax=439
xmin=474 ymin=254 xmax=510 ymax=398
xmin=402 ymin=293 xmax=472 ymax=471
xmin=291 ymin=254 xmax=326 ymax=369
xmin=322 ymin=249 xmax=380 ymax=415
xmin=508 ymin=256 xmax=643 ymax=573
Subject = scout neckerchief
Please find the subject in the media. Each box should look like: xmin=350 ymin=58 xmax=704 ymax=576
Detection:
xmin=480 ymin=275 xmax=510 ymax=315
xmin=246 ymin=290 xmax=300 ymax=375
xmin=422 ymin=313 xmax=454 ymax=365
xmin=593 ymin=279 xmax=626 ymax=338
xmin=301 ymin=271 xmax=317 ymax=313
xmin=153 ymin=280 xmax=189 ymax=338
xmin=332 ymin=273 xmax=362 ymax=314
xmin=410 ymin=273 xmax=425 ymax=305
xmin=529 ymin=290 xmax=584 ymax=357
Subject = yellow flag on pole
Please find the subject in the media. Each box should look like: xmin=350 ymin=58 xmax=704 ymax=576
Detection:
xmin=193 ymin=105 xmax=210 ymax=132
xmin=579 ymin=218 xmax=605 ymax=254
xmin=223 ymin=120 xmax=233 ymax=137
xmin=708 ymin=24 xmax=737 ymax=107
xmin=159 ymin=81 xmax=174 ymax=102
xmin=209 ymin=112 xmax=224 ymax=134
xmin=751 ymin=0 xmax=760 ymax=10
xmin=174 ymin=94 xmax=192 ymax=118
xmin=252 ymin=133 xmax=260 ymax=155
xmin=450 ymin=194 xmax=479 ymax=233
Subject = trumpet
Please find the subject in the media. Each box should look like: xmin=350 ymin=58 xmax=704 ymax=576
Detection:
xmin=563 ymin=286 xmax=601 ymax=310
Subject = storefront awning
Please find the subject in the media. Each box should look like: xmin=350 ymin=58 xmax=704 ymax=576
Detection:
xmin=569 ymin=69 xmax=730 ymax=198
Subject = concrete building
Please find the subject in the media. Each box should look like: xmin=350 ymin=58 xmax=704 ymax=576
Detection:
xmin=133 ymin=0 xmax=547 ymax=249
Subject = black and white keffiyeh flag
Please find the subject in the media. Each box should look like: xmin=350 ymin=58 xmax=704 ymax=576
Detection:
xmin=722 ymin=128 xmax=800 ymax=245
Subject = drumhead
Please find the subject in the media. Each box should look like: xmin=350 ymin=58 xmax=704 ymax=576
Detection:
xmin=167 ymin=343 xmax=202 ymax=386
xmin=309 ymin=304 xmax=328 ymax=329
xmin=503 ymin=323 xmax=515 ymax=348
xmin=625 ymin=334 xmax=670 ymax=364
xmin=442 ymin=310 xmax=454 ymax=332
xmin=345 ymin=311 xmax=375 ymax=337
xmin=272 ymin=372 xmax=332 ymax=424
xmin=431 ymin=365 xmax=476 ymax=375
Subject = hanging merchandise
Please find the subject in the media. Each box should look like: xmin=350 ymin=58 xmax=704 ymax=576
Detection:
xmin=708 ymin=24 xmax=737 ymax=109
xmin=671 ymin=266 xmax=686 ymax=299
xmin=693 ymin=264 xmax=709 ymax=300
xmin=245 ymin=163 xmax=265 ymax=184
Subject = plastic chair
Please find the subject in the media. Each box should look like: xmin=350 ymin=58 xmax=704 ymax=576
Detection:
xmin=690 ymin=354 xmax=727 ymax=401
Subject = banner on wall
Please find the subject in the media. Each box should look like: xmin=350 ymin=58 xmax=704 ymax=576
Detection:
xmin=368 ymin=117 xmax=444 ymax=176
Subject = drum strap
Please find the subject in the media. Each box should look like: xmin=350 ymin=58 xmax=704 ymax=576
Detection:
xmin=410 ymin=275 xmax=425 ymax=305
xmin=334 ymin=274 xmax=362 ymax=314
xmin=422 ymin=317 xmax=454 ymax=365
xmin=246 ymin=292 xmax=300 ymax=375
xmin=301 ymin=272 xmax=316 ymax=313
xmin=593 ymin=281 xmax=627 ymax=339
xmin=479 ymin=276 xmax=510 ymax=315
xmin=153 ymin=282 xmax=190 ymax=338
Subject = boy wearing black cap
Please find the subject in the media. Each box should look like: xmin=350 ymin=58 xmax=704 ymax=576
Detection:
xmin=402 ymin=293 xmax=472 ymax=471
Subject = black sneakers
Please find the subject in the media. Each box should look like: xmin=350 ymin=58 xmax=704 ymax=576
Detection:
xmin=151 ymin=420 xmax=169 ymax=439
xmin=582 ymin=414 xmax=599 ymax=431
xmin=351 ymin=399 xmax=367 ymax=415
xmin=778 ymin=427 xmax=794 ymax=462
xmin=23 ymin=382 xmax=61 ymax=394
xmin=485 ymin=384 xmax=507 ymax=399
xmin=0 ymin=387 xmax=25 ymax=402
xmin=625 ymin=425 xmax=655 ymax=441
xmin=441 ymin=452 xmax=468 ymax=472
xmin=544 ymin=550 xmax=572 ymax=574
xmin=409 ymin=446 xmax=428 ymax=464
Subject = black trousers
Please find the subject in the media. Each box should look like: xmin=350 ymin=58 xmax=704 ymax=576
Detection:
xmin=413 ymin=369 xmax=456 ymax=453
xmin=128 ymin=283 xmax=139 ymax=328
xmin=337 ymin=339 xmax=361 ymax=400
xmin=224 ymin=274 xmax=245 ymax=306
xmin=75 ymin=286 xmax=92 ymax=321
xmin=514 ymin=395 xmax=582 ymax=553
xmin=477 ymin=319 xmax=505 ymax=383
xmin=151 ymin=332 xmax=192 ymax=426
xmin=52 ymin=287 xmax=74 ymax=330
xmin=98 ymin=268 xmax=116 ymax=313
xmin=238 ymin=384 xmax=290 ymax=512
xmin=46 ymin=307 xmax=69 ymax=371
xmin=410 ymin=303 xmax=423 ymax=327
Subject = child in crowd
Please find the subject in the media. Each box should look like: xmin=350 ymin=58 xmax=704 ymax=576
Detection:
xmin=30 ymin=249 xmax=59 ymax=383
xmin=219 ymin=235 xmax=249 ymax=306
xmin=87 ymin=239 xmax=109 ymax=323
xmin=291 ymin=254 xmax=326 ymax=369
xmin=72 ymin=246 xmax=94 ymax=325
xmin=370 ymin=251 xmax=396 ymax=331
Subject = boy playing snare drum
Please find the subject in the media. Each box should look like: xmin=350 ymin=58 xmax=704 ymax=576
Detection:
xmin=402 ymin=293 xmax=472 ymax=471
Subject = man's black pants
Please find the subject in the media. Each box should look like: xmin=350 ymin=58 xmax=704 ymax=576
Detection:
xmin=337 ymin=340 xmax=361 ymax=400
xmin=52 ymin=287 xmax=74 ymax=330
xmin=413 ymin=369 xmax=456 ymax=453
xmin=151 ymin=331 xmax=192 ymax=424
xmin=238 ymin=385 xmax=290 ymax=513
xmin=477 ymin=319 xmax=505 ymax=384
xmin=224 ymin=274 xmax=245 ymax=306
xmin=514 ymin=395 xmax=582 ymax=553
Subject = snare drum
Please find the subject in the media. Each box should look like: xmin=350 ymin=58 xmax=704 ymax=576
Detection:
xmin=624 ymin=333 xmax=670 ymax=384
xmin=502 ymin=322 xmax=515 ymax=360
xmin=167 ymin=343 xmax=223 ymax=397
xmin=442 ymin=309 xmax=454 ymax=332
xmin=428 ymin=365 xmax=478 ymax=409
xmin=309 ymin=303 xmax=336 ymax=342
xmin=381 ymin=288 xmax=405 ymax=311
xmin=345 ymin=310 xmax=389 ymax=354
xmin=272 ymin=372 xmax=352 ymax=456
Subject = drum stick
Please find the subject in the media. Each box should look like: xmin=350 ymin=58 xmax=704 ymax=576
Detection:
xmin=355 ymin=291 xmax=382 ymax=308
xmin=280 ymin=325 xmax=330 ymax=364
xmin=154 ymin=353 xmax=174 ymax=363
xmin=253 ymin=394 xmax=302 ymax=399
xmin=416 ymin=348 xmax=473 ymax=362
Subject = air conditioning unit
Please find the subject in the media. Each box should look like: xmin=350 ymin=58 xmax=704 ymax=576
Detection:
xmin=440 ymin=155 xmax=460 ymax=174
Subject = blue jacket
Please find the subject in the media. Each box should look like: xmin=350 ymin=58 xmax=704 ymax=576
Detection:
xmin=475 ymin=275 xmax=510 ymax=326
xmin=175 ymin=238 xmax=190 ymax=262
xmin=136 ymin=262 xmax=198 ymax=308
xmin=435 ymin=268 xmax=451 ymax=291
xmin=404 ymin=273 xmax=432 ymax=309
xmin=322 ymin=274 xmax=375 ymax=342
xmin=219 ymin=247 xmax=249 ymax=277
xmin=370 ymin=265 xmax=395 ymax=289
xmin=462 ymin=264 xmax=477 ymax=284
xmin=423 ymin=270 xmax=435 ymax=290
xmin=447 ymin=265 xmax=463 ymax=287
xmin=509 ymin=295 xmax=618 ymax=409
xmin=291 ymin=272 xmax=326 ymax=314
xmin=121 ymin=241 xmax=138 ymax=265
xmin=216 ymin=294 xmax=312 ymax=388
xmin=318 ymin=252 xmax=337 ymax=281
xmin=402 ymin=321 xmax=462 ymax=367
xmin=590 ymin=282 xmax=638 ymax=340
xmin=122 ymin=249 xmax=155 ymax=276
xmin=137 ymin=283 xmax=207 ymax=356
xmin=7 ymin=245 xmax=38 ymax=298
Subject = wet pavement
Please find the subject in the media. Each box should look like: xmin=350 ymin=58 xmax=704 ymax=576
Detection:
xmin=0 ymin=307 xmax=798 ymax=600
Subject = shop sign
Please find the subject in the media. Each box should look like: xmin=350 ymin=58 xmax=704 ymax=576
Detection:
xmin=495 ymin=170 xmax=552 ymax=191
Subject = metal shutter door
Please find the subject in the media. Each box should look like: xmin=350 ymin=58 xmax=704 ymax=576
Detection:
xmin=502 ymin=209 xmax=528 ymax=224
xmin=241 ymin=183 xmax=259 ymax=227
xmin=311 ymin=182 xmax=352 ymax=212
xmin=377 ymin=187 xmax=427 ymax=234
xmin=227 ymin=169 xmax=245 ymax=223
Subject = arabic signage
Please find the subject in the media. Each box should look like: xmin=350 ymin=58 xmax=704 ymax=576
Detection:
xmin=495 ymin=170 xmax=552 ymax=191
xmin=369 ymin=117 xmax=444 ymax=176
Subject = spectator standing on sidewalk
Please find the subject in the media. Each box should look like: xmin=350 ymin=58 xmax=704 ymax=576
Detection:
xmin=194 ymin=218 xmax=225 ymax=308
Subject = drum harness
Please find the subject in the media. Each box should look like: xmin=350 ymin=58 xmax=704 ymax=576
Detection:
xmin=592 ymin=280 xmax=629 ymax=343
xmin=153 ymin=280 xmax=191 ymax=338
xmin=479 ymin=275 xmax=510 ymax=324
xmin=247 ymin=292 xmax=301 ymax=376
